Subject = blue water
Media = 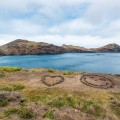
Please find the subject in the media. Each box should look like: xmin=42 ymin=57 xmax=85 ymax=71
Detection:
xmin=0 ymin=53 xmax=120 ymax=74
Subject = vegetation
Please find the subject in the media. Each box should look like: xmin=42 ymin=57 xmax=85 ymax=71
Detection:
xmin=48 ymin=69 xmax=56 ymax=73
xmin=0 ymin=84 xmax=25 ymax=91
xmin=24 ymin=88 xmax=104 ymax=117
xmin=110 ymin=103 xmax=120 ymax=118
xmin=110 ymin=93 xmax=120 ymax=118
xmin=115 ymin=74 xmax=120 ymax=77
xmin=4 ymin=108 xmax=18 ymax=117
xmin=49 ymin=96 xmax=102 ymax=117
xmin=18 ymin=108 xmax=36 ymax=119
xmin=63 ymin=71 xmax=77 ymax=75
xmin=0 ymin=99 xmax=9 ymax=107
xmin=44 ymin=109 xmax=55 ymax=119
xmin=50 ymin=96 xmax=79 ymax=108
xmin=0 ymin=74 xmax=5 ymax=78
xmin=0 ymin=66 xmax=22 ymax=72
xmin=0 ymin=68 xmax=119 ymax=120
xmin=4 ymin=107 xmax=36 ymax=119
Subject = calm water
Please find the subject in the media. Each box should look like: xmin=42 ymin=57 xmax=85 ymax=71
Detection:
xmin=0 ymin=53 xmax=120 ymax=74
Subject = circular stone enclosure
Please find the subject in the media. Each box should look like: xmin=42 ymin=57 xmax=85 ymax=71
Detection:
xmin=80 ymin=74 xmax=114 ymax=89
xmin=42 ymin=75 xmax=64 ymax=87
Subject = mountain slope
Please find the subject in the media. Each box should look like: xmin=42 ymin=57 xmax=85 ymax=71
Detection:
xmin=62 ymin=44 xmax=92 ymax=52
xmin=0 ymin=39 xmax=120 ymax=55
xmin=91 ymin=43 xmax=120 ymax=52
xmin=0 ymin=39 xmax=65 ymax=55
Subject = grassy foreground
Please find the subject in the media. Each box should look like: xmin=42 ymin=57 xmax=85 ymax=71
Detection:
xmin=0 ymin=66 xmax=120 ymax=120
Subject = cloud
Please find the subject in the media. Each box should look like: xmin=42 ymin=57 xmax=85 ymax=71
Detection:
xmin=0 ymin=0 xmax=120 ymax=47
xmin=49 ymin=18 xmax=93 ymax=35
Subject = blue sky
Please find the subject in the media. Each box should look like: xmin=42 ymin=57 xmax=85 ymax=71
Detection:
xmin=0 ymin=0 xmax=120 ymax=48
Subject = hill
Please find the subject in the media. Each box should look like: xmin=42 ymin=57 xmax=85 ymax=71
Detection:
xmin=0 ymin=39 xmax=120 ymax=55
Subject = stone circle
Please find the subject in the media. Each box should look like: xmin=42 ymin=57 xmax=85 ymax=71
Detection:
xmin=42 ymin=75 xmax=64 ymax=87
xmin=80 ymin=74 xmax=114 ymax=89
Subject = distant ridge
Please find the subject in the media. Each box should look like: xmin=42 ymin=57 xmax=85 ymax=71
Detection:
xmin=0 ymin=39 xmax=120 ymax=55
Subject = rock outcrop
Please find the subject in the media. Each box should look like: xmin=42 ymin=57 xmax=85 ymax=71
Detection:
xmin=91 ymin=43 xmax=120 ymax=52
xmin=0 ymin=39 xmax=120 ymax=55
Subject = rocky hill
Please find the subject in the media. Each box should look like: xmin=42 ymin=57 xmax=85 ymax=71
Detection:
xmin=91 ymin=43 xmax=120 ymax=52
xmin=0 ymin=39 xmax=120 ymax=55
xmin=0 ymin=39 xmax=65 ymax=55
xmin=62 ymin=44 xmax=92 ymax=53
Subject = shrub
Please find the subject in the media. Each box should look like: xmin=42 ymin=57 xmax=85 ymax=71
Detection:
xmin=48 ymin=69 xmax=55 ymax=73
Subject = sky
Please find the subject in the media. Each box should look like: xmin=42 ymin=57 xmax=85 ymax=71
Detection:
xmin=0 ymin=0 xmax=120 ymax=48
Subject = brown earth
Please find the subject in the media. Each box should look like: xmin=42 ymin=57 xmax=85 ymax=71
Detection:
xmin=4 ymin=69 xmax=120 ymax=92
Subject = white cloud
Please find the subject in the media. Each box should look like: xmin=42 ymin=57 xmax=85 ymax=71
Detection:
xmin=0 ymin=0 xmax=120 ymax=47
xmin=49 ymin=18 xmax=93 ymax=35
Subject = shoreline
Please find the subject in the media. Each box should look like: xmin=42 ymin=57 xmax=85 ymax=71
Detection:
xmin=0 ymin=52 xmax=120 ymax=57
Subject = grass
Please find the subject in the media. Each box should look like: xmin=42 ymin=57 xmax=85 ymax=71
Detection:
xmin=80 ymin=99 xmax=102 ymax=116
xmin=48 ymin=69 xmax=56 ymax=73
xmin=13 ymin=85 xmax=25 ymax=91
xmin=24 ymin=88 xmax=68 ymax=103
xmin=4 ymin=107 xmax=36 ymax=119
xmin=50 ymin=96 xmax=79 ymax=108
xmin=110 ymin=103 xmax=120 ymax=118
xmin=0 ymin=66 xmax=22 ymax=72
xmin=0 ymin=74 xmax=5 ymax=78
xmin=44 ymin=109 xmax=55 ymax=119
xmin=50 ymin=96 xmax=103 ymax=117
xmin=0 ymin=68 xmax=119 ymax=119
xmin=110 ymin=93 xmax=120 ymax=118
xmin=0 ymin=84 xmax=25 ymax=91
xmin=24 ymin=88 xmax=104 ymax=117
xmin=4 ymin=108 xmax=18 ymax=117
xmin=63 ymin=71 xmax=77 ymax=75
xmin=18 ymin=108 xmax=36 ymax=119
xmin=0 ymin=99 xmax=9 ymax=107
